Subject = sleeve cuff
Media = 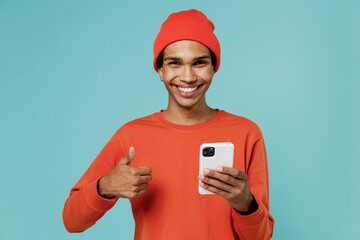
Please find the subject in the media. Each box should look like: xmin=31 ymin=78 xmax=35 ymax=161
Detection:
xmin=231 ymin=197 xmax=265 ymax=226
xmin=83 ymin=178 xmax=119 ymax=211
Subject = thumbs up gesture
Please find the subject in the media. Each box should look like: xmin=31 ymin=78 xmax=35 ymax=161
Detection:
xmin=98 ymin=147 xmax=152 ymax=199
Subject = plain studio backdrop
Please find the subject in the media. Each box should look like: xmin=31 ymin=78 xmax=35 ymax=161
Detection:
xmin=0 ymin=0 xmax=359 ymax=239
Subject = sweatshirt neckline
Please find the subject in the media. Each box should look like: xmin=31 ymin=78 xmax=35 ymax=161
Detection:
xmin=155 ymin=109 xmax=224 ymax=130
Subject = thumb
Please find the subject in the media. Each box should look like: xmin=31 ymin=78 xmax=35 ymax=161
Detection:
xmin=119 ymin=146 xmax=136 ymax=165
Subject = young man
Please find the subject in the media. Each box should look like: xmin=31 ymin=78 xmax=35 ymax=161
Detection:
xmin=63 ymin=9 xmax=274 ymax=239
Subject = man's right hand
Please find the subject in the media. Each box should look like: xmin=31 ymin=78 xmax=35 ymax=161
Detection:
xmin=98 ymin=146 xmax=152 ymax=199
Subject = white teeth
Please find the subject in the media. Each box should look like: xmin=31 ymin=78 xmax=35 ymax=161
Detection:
xmin=178 ymin=86 xmax=198 ymax=93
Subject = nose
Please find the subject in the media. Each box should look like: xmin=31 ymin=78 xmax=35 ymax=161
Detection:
xmin=179 ymin=65 xmax=196 ymax=83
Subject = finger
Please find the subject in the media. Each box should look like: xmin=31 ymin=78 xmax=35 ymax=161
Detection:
xmin=119 ymin=146 xmax=136 ymax=165
xmin=199 ymin=174 xmax=233 ymax=192
xmin=135 ymin=189 xmax=146 ymax=198
xmin=199 ymin=181 xmax=229 ymax=198
xmin=131 ymin=182 xmax=149 ymax=191
xmin=140 ymin=175 xmax=152 ymax=183
xmin=132 ymin=166 xmax=152 ymax=175
xmin=216 ymin=166 xmax=248 ymax=180
xmin=128 ymin=146 xmax=136 ymax=161
xmin=129 ymin=188 xmax=147 ymax=199
xmin=137 ymin=182 xmax=149 ymax=191
xmin=202 ymin=168 xmax=237 ymax=186
xmin=128 ymin=190 xmax=143 ymax=199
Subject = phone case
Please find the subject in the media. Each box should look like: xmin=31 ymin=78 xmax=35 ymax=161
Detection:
xmin=199 ymin=142 xmax=234 ymax=195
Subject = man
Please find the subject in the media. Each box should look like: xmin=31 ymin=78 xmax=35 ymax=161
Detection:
xmin=63 ymin=9 xmax=274 ymax=239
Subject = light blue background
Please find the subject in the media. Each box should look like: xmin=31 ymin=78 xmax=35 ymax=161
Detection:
xmin=1 ymin=0 xmax=359 ymax=239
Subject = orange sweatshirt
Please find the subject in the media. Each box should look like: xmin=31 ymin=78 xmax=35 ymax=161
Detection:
xmin=63 ymin=110 xmax=274 ymax=239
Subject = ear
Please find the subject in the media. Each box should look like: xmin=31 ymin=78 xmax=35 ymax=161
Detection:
xmin=209 ymin=65 xmax=215 ymax=75
xmin=158 ymin=67 xmax=164 ymax=79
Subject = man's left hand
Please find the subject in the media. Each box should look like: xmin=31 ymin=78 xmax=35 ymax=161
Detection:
xmin=198 ymin=166 xmax=255 ymax=214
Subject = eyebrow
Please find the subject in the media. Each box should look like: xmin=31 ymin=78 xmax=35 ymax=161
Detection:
xmin=193 ymin=55 xmax=211 ymax=61
xmin=164 ymin=55 xmax=211 ymax=62
xmin=164 ymin=56 xmax=181 ymax=61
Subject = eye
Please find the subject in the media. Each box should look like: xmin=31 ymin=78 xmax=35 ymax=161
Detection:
xmin=194 ymin=60 xmax=206 ymax=66
xmin=168 ymin=61 xmax=180 ymax=66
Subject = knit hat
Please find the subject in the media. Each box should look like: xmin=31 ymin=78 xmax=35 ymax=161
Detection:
xmin=153 ymin=9 xmax=221 ymax=73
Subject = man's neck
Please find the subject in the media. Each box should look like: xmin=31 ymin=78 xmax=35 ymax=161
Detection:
xmin=162 ymin=104 xmax=218 ymax=126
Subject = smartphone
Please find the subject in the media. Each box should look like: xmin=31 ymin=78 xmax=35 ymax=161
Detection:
xmin=199 ymin=142 xmax=234 ymax=195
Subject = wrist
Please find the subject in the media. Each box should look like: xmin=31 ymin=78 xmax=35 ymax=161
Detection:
xmin=97 ymin=175 xmax=115 ymax=199
xmin=234 ymin=195 xmax=258 ymax=215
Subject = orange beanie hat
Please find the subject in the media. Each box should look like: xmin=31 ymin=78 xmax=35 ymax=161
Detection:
xmin=153 ymin=9 xmax=221 ymax=73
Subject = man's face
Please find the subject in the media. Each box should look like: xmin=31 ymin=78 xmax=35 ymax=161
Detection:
xmin=158 ymin=40 xmax=215 ymax=110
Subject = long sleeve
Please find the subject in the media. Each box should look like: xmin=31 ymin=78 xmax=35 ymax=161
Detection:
xmin=62 ymin=131 xmax=124 ymax=233
xmin=232 ymin=137 xmax=275 ymax=239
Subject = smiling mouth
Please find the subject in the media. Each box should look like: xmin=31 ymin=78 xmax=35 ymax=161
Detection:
xmin=176 ymin=84 xmax=202 ymax=93
xmin=178 ymin=86 xmax=198 ymax=93
xmin=173 ymin=84 xmax=203 ymax=98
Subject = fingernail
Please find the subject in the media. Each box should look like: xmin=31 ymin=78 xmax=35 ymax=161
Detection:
xmin=199 ymin=174 xmax=204 ymax=180
xmin=203 ymin=169 xmax=210 ymax=174
xmin=217 ymin=167 xmax=223 ymax=172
